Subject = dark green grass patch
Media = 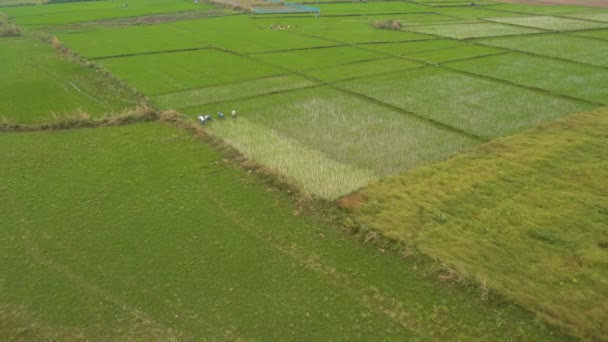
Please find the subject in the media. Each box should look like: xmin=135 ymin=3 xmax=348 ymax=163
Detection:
xmin=339 ymin=67 xmax=594 ymax=139
xmin=57 ymin=23 xmax=208 ymax=59
xmin=0 ymin=35 xmax=138 ymax=123
xmin=354 ymin=108 xmax=608 ymax=340
xmin=99 ymin=49 xmax=283 ymax=95
xmin=0 ymin=122 xmax=565 ymax=340
xmin=406 ymin=43 xmax=504 ymax=63
xmin=304 ymin=57 xmax=422 ymax=82
xmin=2 ymin=0 xmax=216 ymax=26
xmin=152 ymin=74 xmax=318 ymax=109
xmin=574 ymin=29 xmax=608 ymax=41
xmin=447 ymin=52 xmax=608 ymax=104
xmin=476 ymin=33 xmax=608 ymax=68
xmin=249 ymin=45 xmax=384 ymax=72
xmin=363 ymin=38 xmax=460 ymax=56
xmin=315 ymin=2 xmax=431 ymax=15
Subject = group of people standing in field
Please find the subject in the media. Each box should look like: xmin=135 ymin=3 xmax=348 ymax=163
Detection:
xmin=198 ymin=110 xmax=237 ymax=126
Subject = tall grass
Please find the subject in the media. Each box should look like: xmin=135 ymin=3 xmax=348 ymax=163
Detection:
xmin=354 ymin=107 xmax=608 ymax=340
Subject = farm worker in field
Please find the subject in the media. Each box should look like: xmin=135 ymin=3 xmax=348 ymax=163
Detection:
xmin=198 ymin=115 xmax=206 ymax=126
xmin=205 ymin=115 xmax=212 ymax=121
xmin=218 ymin=112 xmax=225 ymax=119
xmin=231 ymin=110 xmax=237 ymax=118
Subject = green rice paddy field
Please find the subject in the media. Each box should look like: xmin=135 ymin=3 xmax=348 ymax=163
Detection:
xmin=1 ymin=0 xmax=607 ymax=339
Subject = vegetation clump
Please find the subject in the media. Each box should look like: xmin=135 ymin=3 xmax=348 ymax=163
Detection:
xmin=0 ymin=13 xmax=21 ymax=37
xmin=374 ymin=19 xmax=401 ymax=31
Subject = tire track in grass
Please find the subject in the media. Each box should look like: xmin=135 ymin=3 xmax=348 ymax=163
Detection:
xmin=12 ymin=205 xmax=238 ymax=340
xmin=201 ymin=187 xmax=426 ymax=337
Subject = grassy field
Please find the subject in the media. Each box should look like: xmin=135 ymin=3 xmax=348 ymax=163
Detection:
xmin=2 ymin=0 xmax=607 ymax=339
xmin=339 ymin=67 xmax=594 ymax=139
xmin=352 ymin=107 xmax=608 ymax=340
xmin=476 ymin=34 xmax=608 ymax=68
xmin=447 ymin=52 xmax=608 ymax=104
xmin=98 ymin=49 xmax=284 ymax=95
xmin=0 ymin=122 xmax=568 ymax=340
xmin=1 ymin=0 xmax=216 ymax=26
xmin=0 ymin=35 xmax=138 ymax=123
xmin=185 ymin=87 xmax=481 ymax=199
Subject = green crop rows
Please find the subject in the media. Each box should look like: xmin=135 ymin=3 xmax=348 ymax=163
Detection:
xmin=2 ymin=0 xmax=608 ymax=339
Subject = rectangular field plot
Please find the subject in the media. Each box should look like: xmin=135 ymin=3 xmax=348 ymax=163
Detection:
xmin=365 ymin=39 xmax=461 ymax=56
xmin=447 ymin=52 xmax=608 ymax=104
xmin=2 ymin=0 xmax=215 ymax=26
xmin=488 ymin=16 xmax=608 ymax=31
xmin=476 ymin=34 xmax=608 ymax=68
xmin=152 ymin=75 xmax=318 ymax=109
xmin=339 ymin=67 xmax=594 ymax=139
xmin=305 ymin=58 xmax=422 ymax=82
xmin=249 ymin=46 xmax=384 ymax=72
xmin=186 ymin=87 xmax=479 ymax=199
xmin=0 ymin=123 xmax=561 ymax=341
xmin=316 ymin=2 xmax=431 ymax=15
xmin=407 ymin=43 xmax=505 ymax=63
xmin=486 ymin=3 xmax=588 ymax=14
xmin=574 ymin=29 xmax=608 ymax=41
xmin=58 ymin=24 xmax=207 ymax=59
xmin=562 ymin=11 xmax=608 ymax=23
xmin=99 ymin=49 xmax=283 ymax=95
xmin=0 ymin=36 xmax=138 ymax=123
xmin=406 ymin=22 xmax=542 ymax=39
xmin=299 ymin=27 xmax=432 ymax=44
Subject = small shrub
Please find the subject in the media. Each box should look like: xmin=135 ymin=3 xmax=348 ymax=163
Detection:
xmin=0 ymin=18 xmax=21 ymax=37
xmin=374 ymin=19 xmax=402 ymax=31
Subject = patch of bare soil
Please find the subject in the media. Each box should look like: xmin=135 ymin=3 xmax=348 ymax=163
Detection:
xmin=494 ymin=0 xmax=608 ymax=9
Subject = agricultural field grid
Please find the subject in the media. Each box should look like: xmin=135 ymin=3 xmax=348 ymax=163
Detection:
xmin=1 ymin=0 xmax=607 ymax=340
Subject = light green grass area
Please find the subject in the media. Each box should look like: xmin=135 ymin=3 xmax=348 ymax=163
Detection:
xmin=99 ymin=49 xmax=283 ymax=95
xmin=304 ymin=57 xmax=422 ymax=82
xmin=250 ymin=46 xmax=384 ymax=72
xmin=353 ymin=108 xmax=608 ymax=341
xmin=406 ymin=43 xmax=505 ymax=63
xmin=0 ymin=122 xmax=566 ymax=340
xmin=152 ymin=74 xmax=318 ymax=109
xmin=562 ymin=11 xmax=608 ymax=23
xmin=447 ymin=52 xmax=608 ymax=104
xmin=488 ymin=16 xmax=608 ymax=31
xmin=299 ymin=27 xmax=433 ymax=44
xmin=476 ymin=34 xmax=608 ymax=68
xmin=574 ymin=29 xmax=608 ymax=41
xmin=2 ymin=0 xmax=215 ymax=26
xmin=316 ymin=2 xmax=431 ymax=15
xmin=0 ymin=36 xmax=138 ymax=123
xmin=57 ymin=23 xmax=207 ymax=59
xmin=339 ymin=67 xmax=594 ymax=139
xmin=407 ymin=22 xmax=542 ymax=39
xmin=486 ymin=3 xmax=588 ymax=14
xmin=185 ymin=87 xmax=480 ymax=199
